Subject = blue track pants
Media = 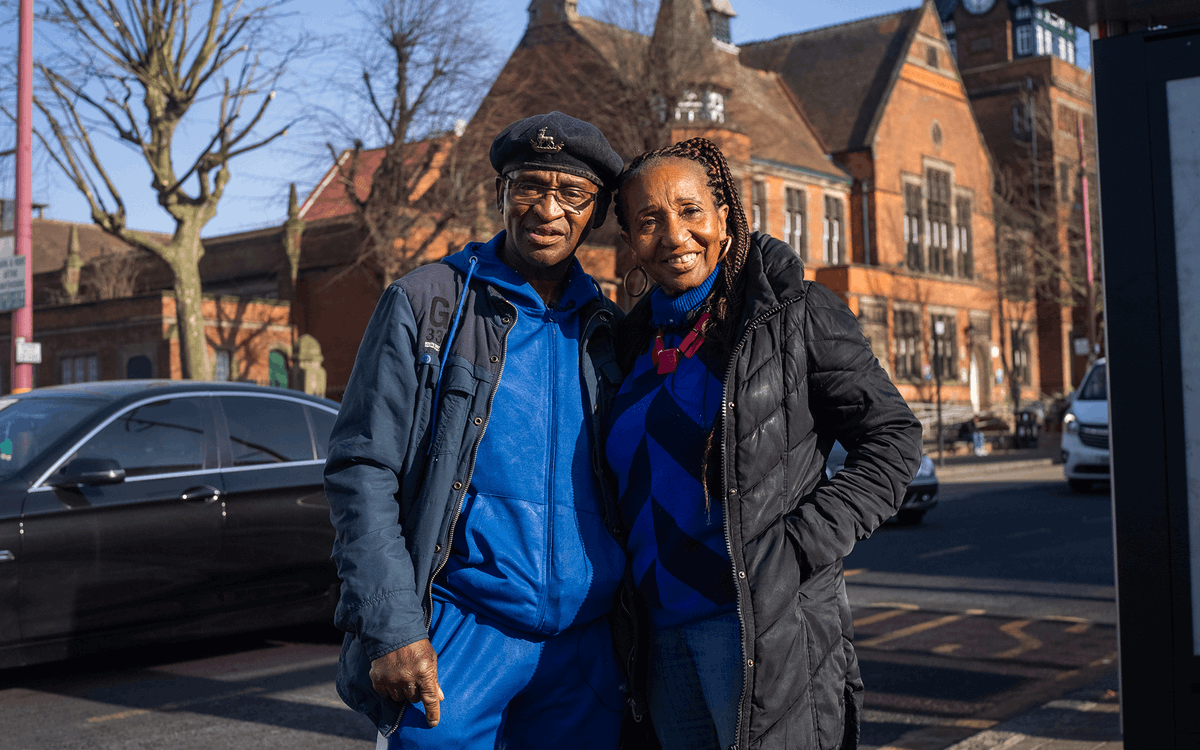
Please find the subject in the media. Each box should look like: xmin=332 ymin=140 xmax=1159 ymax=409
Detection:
xmin=384 ymin=596 xmax=623 ymax=749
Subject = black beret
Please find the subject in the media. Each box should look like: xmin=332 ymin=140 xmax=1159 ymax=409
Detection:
xmin=490 ymin=112 xmax=624 ymax=190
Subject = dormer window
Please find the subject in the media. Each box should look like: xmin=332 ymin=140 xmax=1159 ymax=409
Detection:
xmin=710 ymin=12 xmax=731 ymax=43
xmin=675 ymin=88 xmax=726 ymax=124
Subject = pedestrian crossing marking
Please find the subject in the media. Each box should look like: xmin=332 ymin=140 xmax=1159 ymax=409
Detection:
xmin=994 ymin=619 xmax=1043 ymax=658
xmin=859 ymin=614 xmax=963 ymax=648
xmin=854 ymin=608 xmax=912 ymax=627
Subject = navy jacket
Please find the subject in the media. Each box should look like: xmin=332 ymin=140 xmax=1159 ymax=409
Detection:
xmin=325 ymin=234 xmax=624 ymax=735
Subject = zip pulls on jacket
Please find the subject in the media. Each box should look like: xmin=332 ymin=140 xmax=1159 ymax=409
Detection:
xmin=427 ymin=255 xmax=479 ymax=454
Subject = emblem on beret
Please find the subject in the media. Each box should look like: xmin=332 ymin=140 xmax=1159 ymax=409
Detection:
xmin=531 ymin=127 xmax=564 ymax=153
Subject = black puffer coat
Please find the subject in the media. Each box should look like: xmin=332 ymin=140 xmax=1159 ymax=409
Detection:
xmin=616 ymin=233 xmax=923 ymax=750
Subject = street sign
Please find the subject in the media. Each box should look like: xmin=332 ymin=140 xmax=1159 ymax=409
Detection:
xmin=14 ymin=337 xmax=39 ymax=364
xmin=0 ymin=255 xmax=25 ymax=312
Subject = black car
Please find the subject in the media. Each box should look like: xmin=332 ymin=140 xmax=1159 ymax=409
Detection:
xmin=0 ymin=381 xmax=339 ymax=669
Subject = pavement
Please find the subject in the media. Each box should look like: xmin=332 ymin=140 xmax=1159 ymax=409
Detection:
xmin=884 ymin=441 xmax=1123 ymax=750
xmin=931 ymin=439 xmax=1062 ymax=479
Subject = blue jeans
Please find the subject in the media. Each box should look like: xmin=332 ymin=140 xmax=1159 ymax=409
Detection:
xmin=647 ymin=612 xmax=741 ymax=750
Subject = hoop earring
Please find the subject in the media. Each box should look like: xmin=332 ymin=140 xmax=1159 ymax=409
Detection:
xmin=717 ymin=236 xmax=732 ymax=264
xmin=623 ymin=265 xmax=650 ymax=297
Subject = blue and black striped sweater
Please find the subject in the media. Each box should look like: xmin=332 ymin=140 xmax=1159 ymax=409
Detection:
xmin=605 ymin=267 xmax=737 ymax=629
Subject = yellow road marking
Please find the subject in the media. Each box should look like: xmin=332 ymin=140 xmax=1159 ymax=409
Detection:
xmin=932 ymin=643 xmax=962 ymax=654
xmin=88 ymin=686 xmax=266 ymax=723
xmin=965 ymin=608 xmax=986 ymax=615
xmin=1089 ymin=652 xmax=1118 ymax=667
xmin=859 ymin=614 xmax=963 ymax=648
xmin=854 ymin=608 xmax=911 ymax=628
xmin=868 ymin=602 xmax=920 ymax=611
xmin=994 ymin=619 xmax=1043 ymax=658
xmin=843 ymin=568 xmax=866 ymax=577
xmin=1065 ymin=622 xmax=1092 ymax=634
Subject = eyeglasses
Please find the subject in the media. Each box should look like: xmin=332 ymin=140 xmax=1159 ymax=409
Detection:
xmin=504 ymin=178 xmax=598 ymax=214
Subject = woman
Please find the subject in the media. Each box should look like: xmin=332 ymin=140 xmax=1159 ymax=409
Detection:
xmin=605 ymin=138 xmax=923 ymax=750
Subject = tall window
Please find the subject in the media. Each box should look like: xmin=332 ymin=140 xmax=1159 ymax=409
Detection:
xmin=214 ymin=349 xmax=233 ymax=381
xmin=823 ymin=196 xmax=845 ymax=264
xmin=269 ymin=350 xmax=289 ymax=388
xmin=752 ymin=181 xmax=767 ymax=233
xmin=956 ymin=197 xmax=974 ymax=278
xmin=61 ymin=354 xmax=99 ymax=384
xmin=784 ymin=187 xmax=806 ymax=259
xmin=927 ymin=169 xmax=952 ymax=275
xmin=894 ymin=310 xmax=921 ymax=381
xmin=1011 ymin=325 xmax=1032 ymax=384
xmin=904 ymin=184 xmax=923 ymax=271
xmin=1012 ymin=101 xmax=1031 ymax=137
xmin=1059 ymin=162 xmax=1073 ymax=203
xmin=858 ymin=299 xmax=889 ymax=374
xmin=930 ymin=313 xmax=958 ymax=381
xmin=1015 ymin=25 xmax=1032 ymax=55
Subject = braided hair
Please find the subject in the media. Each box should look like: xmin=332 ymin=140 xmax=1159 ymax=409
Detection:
xmin=614 ymin=138 xmax=753 ymax=504
xmin=614 ymin=137 xmax=752 ymax=370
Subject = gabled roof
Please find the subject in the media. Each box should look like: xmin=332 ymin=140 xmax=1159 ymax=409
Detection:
xmin=30 ymin=218 xmax=170 ymax=275
xmin=739 ymin=8 xmax=923 ymax=154
xmin=299 ymin=138 xmax=449 ymax=222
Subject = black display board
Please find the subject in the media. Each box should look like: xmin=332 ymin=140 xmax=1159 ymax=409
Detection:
xmin=1093 ymin=22 xmax=1200 ymax=749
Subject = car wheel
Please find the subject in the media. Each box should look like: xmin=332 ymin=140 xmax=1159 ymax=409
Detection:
xmin=1068 ymin=479 xmax=1091 ymax=493
xmin=896 ymin=509 xmax=926 ymax=526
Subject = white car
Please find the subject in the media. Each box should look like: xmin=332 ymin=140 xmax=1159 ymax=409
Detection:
xmin=1062 ymin=358 xmax=1109 ymax=492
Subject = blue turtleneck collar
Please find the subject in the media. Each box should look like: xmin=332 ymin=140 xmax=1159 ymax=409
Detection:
xmin=649 ymin=264 xmax=721 ymax=328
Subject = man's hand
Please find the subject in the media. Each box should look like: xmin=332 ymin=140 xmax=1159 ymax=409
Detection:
xmin=370 ymin=639 xmax=446 ymax=728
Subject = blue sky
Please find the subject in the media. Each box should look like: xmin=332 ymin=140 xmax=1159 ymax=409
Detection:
xmin=1 ymin=0 xmax=1090 ymax=238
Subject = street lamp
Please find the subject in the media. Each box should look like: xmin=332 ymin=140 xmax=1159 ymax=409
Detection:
xmin=934 ymin=318 xmax=945 ymax=466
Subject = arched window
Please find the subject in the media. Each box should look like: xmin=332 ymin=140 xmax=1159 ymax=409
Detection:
xmin=126 ymin=355 xmax=152 ymax=379
xmin=268 ymin=350 xmax=289 ymax=388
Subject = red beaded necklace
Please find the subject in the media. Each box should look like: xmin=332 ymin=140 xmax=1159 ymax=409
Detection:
xmin=651 ymin=312 xmax=710 ymax=375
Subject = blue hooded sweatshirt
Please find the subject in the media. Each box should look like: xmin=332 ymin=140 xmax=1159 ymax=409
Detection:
xmin=434 ymin=233 xmax=625 ymax=636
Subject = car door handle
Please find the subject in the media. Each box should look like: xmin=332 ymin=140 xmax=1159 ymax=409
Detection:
xmin=180 ymin=485 xmax=222 ymax=504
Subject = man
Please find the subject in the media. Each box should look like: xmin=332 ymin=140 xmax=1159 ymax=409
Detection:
xmin=325 ymin=112 xmax=628 ymax=749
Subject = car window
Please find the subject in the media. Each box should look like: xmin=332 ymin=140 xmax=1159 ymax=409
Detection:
xmin=70 ymin=398 xmax=210 ymax=477
xmin=220 ymin=396 xmax=315 ymax=466
xmin=1077 ymin=362 xmax=1108 ymax=401
xmin=0 ymin=396 xmax=105 ymax=476
xmin=307 ymin=406 xmax=336 ymax=460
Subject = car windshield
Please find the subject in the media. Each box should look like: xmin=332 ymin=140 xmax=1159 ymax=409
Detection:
xmin=0 ymin=396 xmax=103 ymax=476
xmin=1077 ymin=363 xmax=1108 ymax=401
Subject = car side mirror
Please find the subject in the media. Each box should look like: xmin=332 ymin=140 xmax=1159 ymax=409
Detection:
xmin=49 ymin=458 xmax=126 ymax=488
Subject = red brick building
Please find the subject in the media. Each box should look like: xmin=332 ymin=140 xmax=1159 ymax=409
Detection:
xmin=12 ymin=0 xmax=1055 ymax=429
xmin=939 ymin=0 xmax=1100 ymax=396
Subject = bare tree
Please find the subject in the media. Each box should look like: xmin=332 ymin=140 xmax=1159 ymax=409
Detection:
xmin=23 ymin=0 xmax=298 ymax=379
xmin=990 ymin=94 xmax=1102 ymax=406
xmin=323 ymin=0 xmax=497 ymax=291
xmin=85 ymin=245 xmax=151 ymax=300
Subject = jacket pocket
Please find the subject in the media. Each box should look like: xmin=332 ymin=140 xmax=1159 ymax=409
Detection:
xmin=429 ymin=359 xmax=486 ymax=457
xmin=438 ymin=491 xmax=549 ymax=631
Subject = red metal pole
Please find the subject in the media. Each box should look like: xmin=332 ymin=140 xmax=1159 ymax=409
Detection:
xmin=11 ymin=0 xmax=33 ymax=393
xmin=1078 ymin=114 xmax=1096 ymax=365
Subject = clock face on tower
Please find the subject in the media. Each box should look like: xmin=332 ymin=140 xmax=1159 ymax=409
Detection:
xmin=963 ymin=0 xmax=996 ymax=13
